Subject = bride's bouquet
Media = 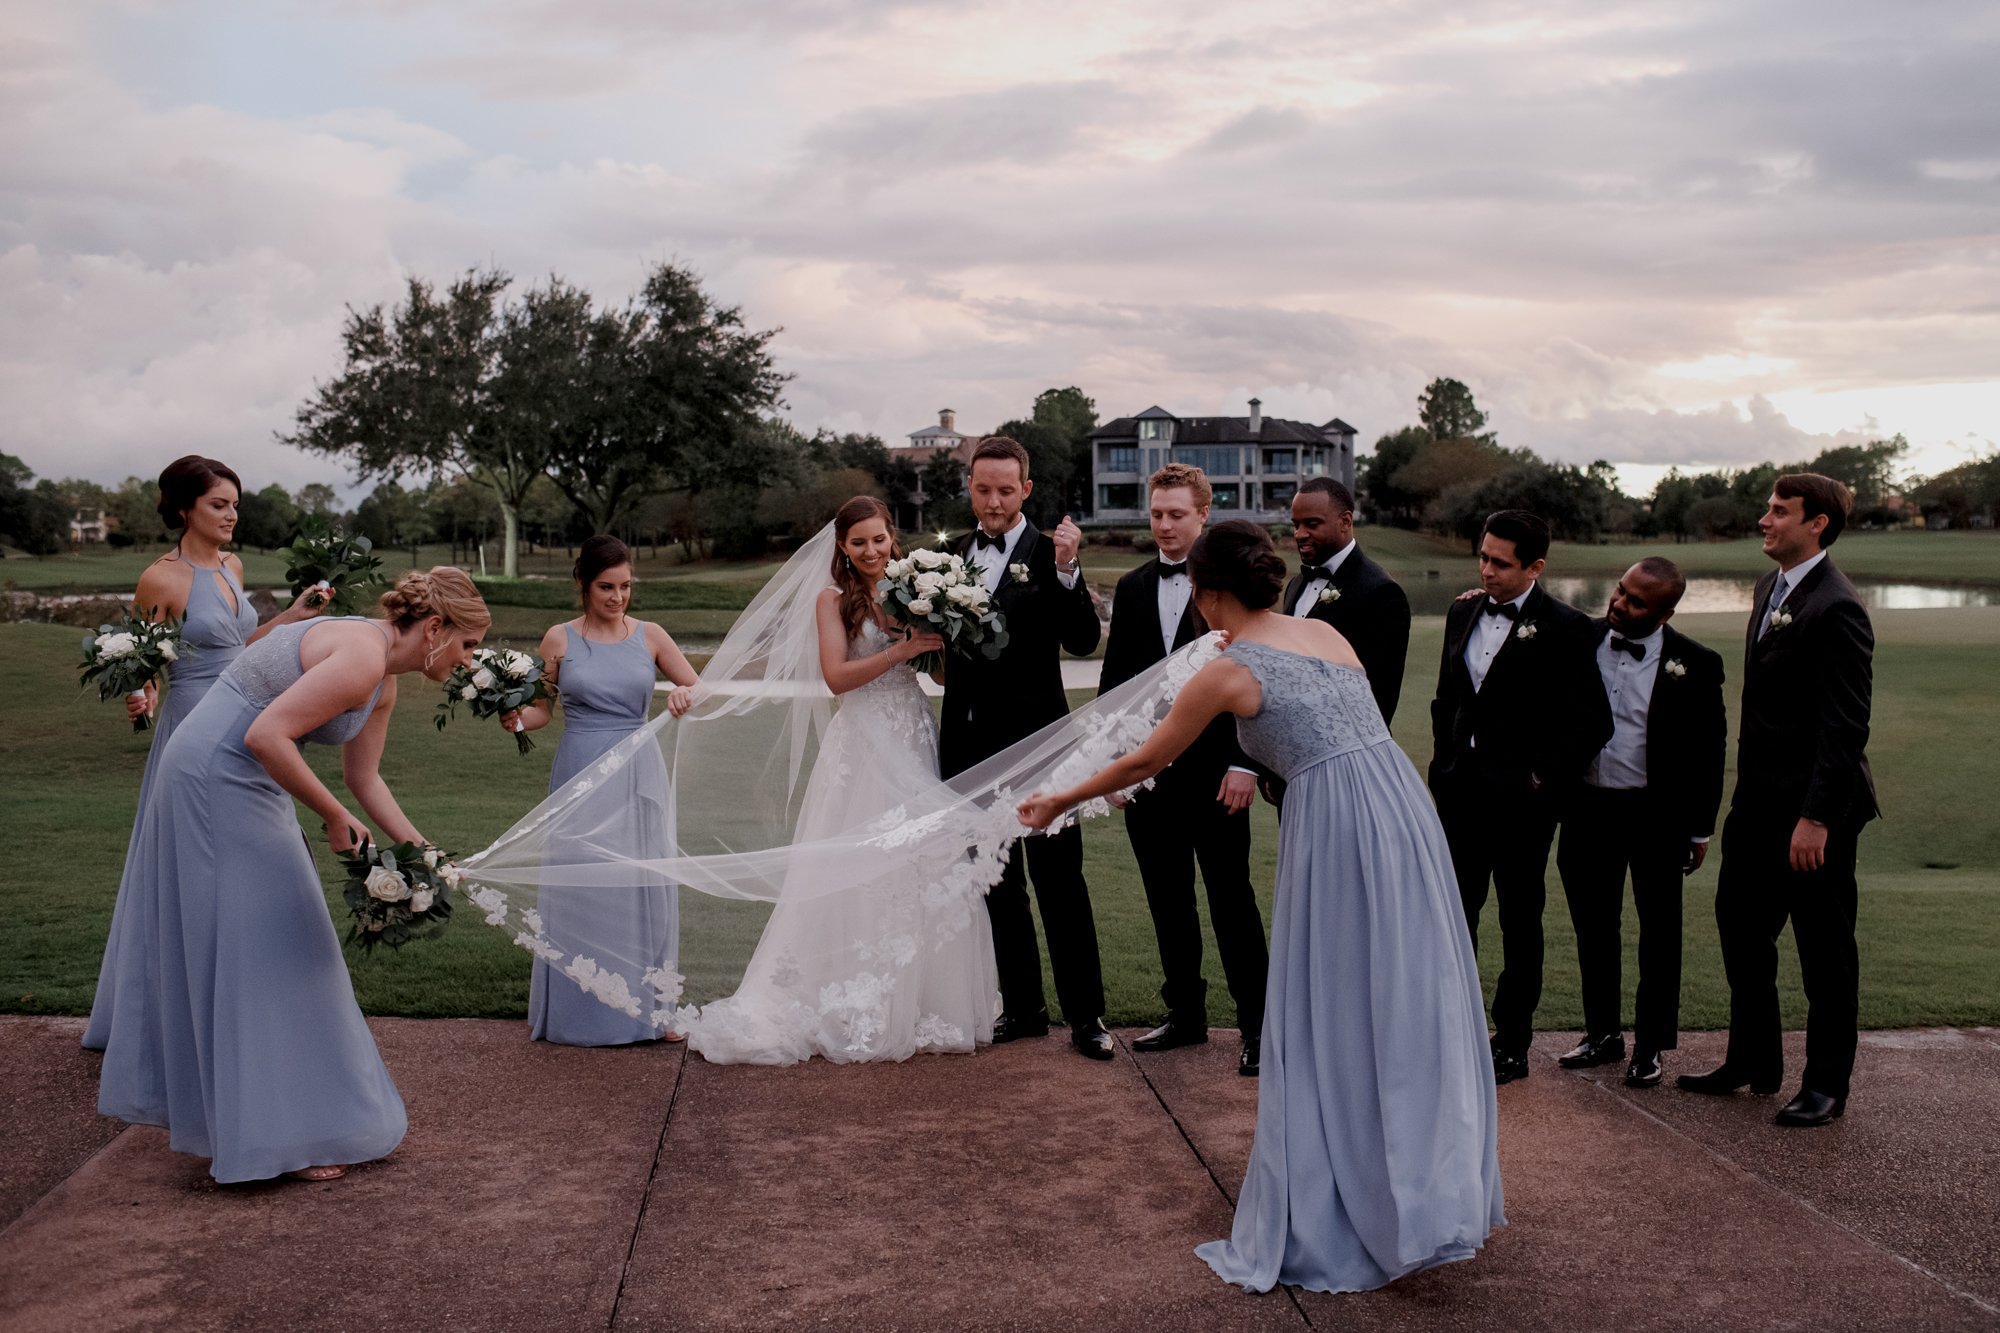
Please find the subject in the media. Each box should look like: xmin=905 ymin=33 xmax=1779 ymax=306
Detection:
xmin=339 ymin=837 xmax=458 ymax=954
xmin=435 ymin=648 xmax=556 ymax=754
xmin=281 ymin=513 xmax=385 ymax=614
xmin=78 ymin=610 xmax=186 ymax=732
xmin=878 ymin=544 xmax=1009 ymax=674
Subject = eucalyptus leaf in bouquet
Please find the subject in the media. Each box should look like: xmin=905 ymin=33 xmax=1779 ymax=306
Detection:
xmin=78 ymin=609 xmax=187 ymax=731
xmin=435 ymin=647 xmax=558 ymax=754
xmin=281 ymin=514 xmax=385 ymax=615
xmin=877 ymin=539 xmax=1009 ymax=674
xmin=339 ymin=837 xmax=458 ymax=953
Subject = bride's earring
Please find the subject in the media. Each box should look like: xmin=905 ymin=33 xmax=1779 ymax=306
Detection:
xmin=423 ymin=635 xmax=441 ymax=671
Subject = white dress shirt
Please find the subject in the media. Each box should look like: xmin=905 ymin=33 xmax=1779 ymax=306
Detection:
xmin=970 ymin=515 xmax=1078 ymax=592
xmin=1587 ymin=625 xmax=1664 ymax=790
xmin=1464 ymin=586 xmax=1532 ymax=692
xmin=1758 ymin=548 xmax=1827 ymax=639
xmin=1291 ymin=539 xmax=1357 ymax=618
xmin=1155 ymin=557 xmax=1192 ymax=651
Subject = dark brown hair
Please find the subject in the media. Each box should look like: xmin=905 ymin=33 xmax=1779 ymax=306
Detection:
xmin=970 ymin=436 xmax=1031 ymax=480
xmin=379 ymin=567 xmax=491 ymax=634
xmin=156 ymin=455 xmax=243 ymax=532
xmin=1189 ymin=519 xmax=1287 ymax=611
xmin=832 ymin=496 xmax=900 ymax=641
xmin=573 ymin=534 xmax=635 ymax=604
xmin=1482 ymin=509 xmax=1551 ymax=565
xmin=1773 ymin=473 xmax=1853 ymax=548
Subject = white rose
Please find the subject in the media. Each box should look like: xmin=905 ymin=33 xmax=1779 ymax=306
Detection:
xmin=908 ymin=597 xmax=935 ymax=616
xmin=940 ymin=566 xmax=962 ymax=587
xmin=440 ymin=865 xmax=464 ymax=888
xmin=505 ymin=652 xmax=532 ymax=679
xmin=364 ymin=867 xmax=411 ymax=902
xmin=409 ymin=888 xmax=434 ymax=914
xmin=913 ymin=571 xmax=945 ymax=595
xmin=158 ymin=640 xmax=179 ymax=662
xmin=423 ymin=847 xmax=440 ymax=868
xmin=95 ymin=632 xmax=137 ymax=659
xmin=946 ymin=584 xmax=980 ymax=607
xmin=472 ymin=667 xmax=496 ymax=690
xmin=460 ymin=684 xmax=478 ymax=700
xmin=912 ymin=548 xmax=946 ymax=570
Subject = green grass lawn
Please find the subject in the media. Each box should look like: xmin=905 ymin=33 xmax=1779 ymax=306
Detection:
xmin=6 ymin=605 xmax=1996 ymax=1034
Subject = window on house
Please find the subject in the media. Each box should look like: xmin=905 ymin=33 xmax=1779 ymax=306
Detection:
xmin=1171 ymin=446 xmax=1241 ymax=478
xmin=1104 ymin=446 xmax=1139 ymax=474
xmin=1099 ymin=483 xmax=1141 ymax=510
xmin=1211 ymin=483 xmax=1241 ymax=509
xmin=1302 ymin=449 xmax=1328 ymax=477
xmin=1264 ymin=481 xmax=1298 ymax=510
xmin=1137 ymin=419 xmax=1174 ymax=442
xmin=1262 ymin=449 xmax=1297 ymax=474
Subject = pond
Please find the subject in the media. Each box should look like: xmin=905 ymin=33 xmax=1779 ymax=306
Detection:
xmin=1397 ymin=576 xmax=2000 ymax=618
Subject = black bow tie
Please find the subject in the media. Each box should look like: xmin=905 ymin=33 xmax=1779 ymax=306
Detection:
xmin=973 ymin=530 xmax=1007 ymax=551
xmin=1609 ymin=635 xmax=1646 ymax=660
xmin=1300 ymin=563 xmax=1330 ymax=579
xmin=1155 ymin=559 xmax=1187 ymax=580
xmin=1482 ymin=599 xmax=1520 ymax=620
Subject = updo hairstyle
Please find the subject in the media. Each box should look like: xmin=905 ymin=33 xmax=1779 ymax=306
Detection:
xmin=155 ymin=455 xmax=244 ymax=531
xmin=378 ymin=567 xmax=491 ymax=634
xmin=1189 ymin=519 xmax=1287 ymax=611
xmin=574 ymin=534 xmax=635 ymax=603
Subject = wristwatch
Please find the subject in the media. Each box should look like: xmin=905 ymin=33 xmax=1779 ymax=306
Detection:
xmin=1059 ymin=558 xmax=1081 ymax=576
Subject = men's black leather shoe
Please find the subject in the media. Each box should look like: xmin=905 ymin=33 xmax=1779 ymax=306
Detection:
xmin=1675 ymin=1064 xmax=1781 ymax=1096
xmin=1625 ymin=1049 xmax=1663 ymax=1087
xmin=1493 ymin=1050 xmax=1530 ymax=1084
xmin=1132 ymin=1021 xmax=1208 ymax=1052
xmin=1238 ymin=1037 xmax=1259 ymax=1078
xmin=1071 ymin=1020 xmax=1114 ymax=1061
xmin=1774 ymin=1088 xmax=1846 ymax=1127
xmin=992 ymin=1010 xmax=1050 ymax=1044
xmin=1558 ymin=1032 xmax=1627 ymax=1069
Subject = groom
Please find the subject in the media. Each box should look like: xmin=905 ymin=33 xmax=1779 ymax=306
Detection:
xmin=941 ymin=436 xmax=1113 ymax=1060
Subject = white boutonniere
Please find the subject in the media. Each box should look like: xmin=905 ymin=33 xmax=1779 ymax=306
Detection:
xmin=1008 ymin=562 xmax=1031 ymax=584
xmin=1663 ymin=658 xmax=1687 ymax=677
xmin=1766 ymin=605 xmax=1793 ymax=632
xmin=1317 ymin=585 xmax=1341 ymax=606
xmin=1514 ymin=620 xmax=1538 ymax=641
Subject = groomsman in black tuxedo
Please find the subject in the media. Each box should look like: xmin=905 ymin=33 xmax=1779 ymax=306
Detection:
xmin=1430 ymin=510 xmax=1613 ymax=1084
xmin=1680 ymin=474 xmax=1878 ymax=1126
xmin=1282 ymin=478 xmax=1411 ymax=726
xmin=1555 ymin=558 xmax=1726 ymax=1088
xmin=1100 ymin=464 xmax=1269 ymax=1077
xmin=940 ymin=437 xmax=1113 ymax=1060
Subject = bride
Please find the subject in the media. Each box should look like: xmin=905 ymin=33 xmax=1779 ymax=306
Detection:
xmin=681 ymin=497 xmax=1000 ymax=1063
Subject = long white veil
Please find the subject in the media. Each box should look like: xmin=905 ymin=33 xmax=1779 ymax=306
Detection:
xmin=459 ymin=521 xmax=1223 ymax=1032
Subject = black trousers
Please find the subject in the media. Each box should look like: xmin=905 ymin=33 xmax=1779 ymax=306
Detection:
xmin=1435 ymin=774 xmax=1557 ymax=1056
xmin=1555 ymin=785 xmax=1685 ymax=1051
xmin=1123 ymin=774 xmax=1268 ymax=1042
xmin=985 ymin=823 xmax=1106 ymax=1031
xmin=1715 ymin=804 xmax=1862 ymax=1097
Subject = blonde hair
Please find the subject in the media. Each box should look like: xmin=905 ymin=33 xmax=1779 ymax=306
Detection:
xmin=1149 ymin=462 xmax=1212 ymax=508
xmin=378 ymin=567 xmax=491 ymax=634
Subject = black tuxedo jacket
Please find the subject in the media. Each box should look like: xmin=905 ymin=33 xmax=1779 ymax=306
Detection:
xmin=939 ymin=521 xmax=1102 ymax=779
xmin=1429 ymin=583 xmax=1613 ymax=793
xmin=1585 ymin=619 xmax=1728 ymax=841
xmin=1099 ymin=560 xmax=1247 ymax=784
xmin=1280 ymin=544 xmax=1412 ymax=725
xmin=1734 ymin=557 xmax=1878 ymax=826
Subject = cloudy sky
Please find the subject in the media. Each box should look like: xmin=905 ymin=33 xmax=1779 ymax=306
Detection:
xmin=4 ymin=0 xmax=1997 ymax=500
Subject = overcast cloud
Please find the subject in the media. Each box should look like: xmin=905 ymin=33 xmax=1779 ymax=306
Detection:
xmin=2 ymin=0 xmax=1996 ymax=498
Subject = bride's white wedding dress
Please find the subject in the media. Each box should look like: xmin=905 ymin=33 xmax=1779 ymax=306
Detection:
xmin=684 ymin=615 xmax=1000 ymax=1064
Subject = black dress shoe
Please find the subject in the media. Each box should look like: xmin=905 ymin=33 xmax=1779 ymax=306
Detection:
xmin=1238 ymin=1037 xmax=1259 ymax=1077
xmin=992 ymin=1010 xmax=1049 ymax=1044
xmin=1558 ymin=1032 xmax=1627 ymax=1069
xmin=1675 ymin=1064 xmax=1781 ymax=1096
xmin=1071 ymin=1021 xmax=1114 ymax=1061
xmin=1493 ymin=1050 xmax=1530 ymax=1084
xmin=1774 ymin=1088 xmax=1846 ymax=1127
xmin=1131 ymin=1020 xmax=1209 ymax=1052
xmin=1624 ymin=1049 xmax=1663 ymax=1087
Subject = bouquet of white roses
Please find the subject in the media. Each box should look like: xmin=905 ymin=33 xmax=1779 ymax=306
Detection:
xmin=79 ymin=610 xmax=187 ymax=732
xmin=435 ymin=647 xmax=556 ymax=754
xmin=338 ymin=837 xmax=458 ymax=954
xmin=281 ymin=513 xmax=385 ymax=615
xmin=877 ymin=542 xmax=1009 ymax=674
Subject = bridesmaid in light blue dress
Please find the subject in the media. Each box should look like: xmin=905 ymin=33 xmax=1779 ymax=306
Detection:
xmin=85 ymin=456 xmax=320 ymax=1051
xmin=1019 ymin=521 xmax=1503 ymax=1296
xmin=504 ymin=536 xmax=699 ymax=1046
xmin=96 ymin=568 xmax=489 ymax=1183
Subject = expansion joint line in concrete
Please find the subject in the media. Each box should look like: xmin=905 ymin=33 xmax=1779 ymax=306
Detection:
xmin=607 ymin=1049 xmax=688 ymax=1332
xmin=1116 ymin=1033 xmax=1317 ymax=1329
xmin=1552 ymin=1051 xmax=2000 ymax=1320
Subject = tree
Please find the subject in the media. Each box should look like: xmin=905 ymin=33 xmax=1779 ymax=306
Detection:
xmin=1417 ymin=377 xmax=1492 ymax=445
xmin=1360 ymin=425 xmax=1432 ymax=526
xmin=353 ymin=480 xmax=431 ymax=560
xmin=235 ymin=483 xmax=299 ymax=550
xmin=995 ymin=386 xmax=1099 ymax=524
xmin=1807 ymin=435 xmax=1909 ymax=523
xmin=103 ymin=475 xmax=169 ymax=546
xmin=0 ymin=458 xmax=73 ymax=556
xmin=294 ymin=482 xmax=339 ymax=517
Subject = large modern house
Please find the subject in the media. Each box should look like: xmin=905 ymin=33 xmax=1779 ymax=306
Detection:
xmin=1088 ymin=401 xmax=1357 ymax=524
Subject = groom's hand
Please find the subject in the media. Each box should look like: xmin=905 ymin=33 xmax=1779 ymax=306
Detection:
xmin=1216 ymin=770 xmax=1256 ymax=814
xmin=1053 ymin=515 xmax=1083 ymax=568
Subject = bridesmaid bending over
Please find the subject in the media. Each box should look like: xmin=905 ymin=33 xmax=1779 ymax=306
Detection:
xmin=96 ymin=568 xmax=490 ymax=1183
xmin=502 ymin=535 xmax=699 ymax=1046
xmin=84 ymin=455 xmax=322 ymax=1051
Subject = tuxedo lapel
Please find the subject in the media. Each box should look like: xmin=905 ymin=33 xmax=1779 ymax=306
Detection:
xmin=1646 ymin=623 xmax=1679 ymax=762
xmin=1138 ymin=559 xmax=1171 ymax=658
xmin=1747 ymin=568 xmax=1776 ymax=662
xmin=993 ymin=522 xmax=1041 ymax=613
xmin=1446 ymin=598 xmax=1481 ymax=692
xmin=1281 ymin=570 xmax=1306 ymax=616
xmin=1480 ymin=583 xmax=1545 ymax=690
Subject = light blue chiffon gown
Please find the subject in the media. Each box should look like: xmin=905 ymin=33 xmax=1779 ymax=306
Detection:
xmin=1196 ymin=641 xmax=1504 ymax=1294
xmin=96 ymin=617 xmax=407 ymax=1182
xmin=527 ymin=622 xmax=679 ymax=1046
xmin=83 ymin=560 xmax=259 ymax=1051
